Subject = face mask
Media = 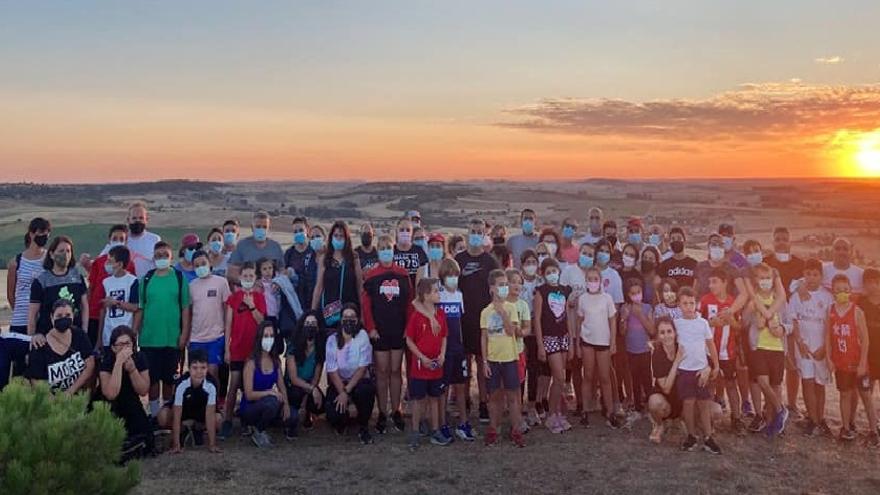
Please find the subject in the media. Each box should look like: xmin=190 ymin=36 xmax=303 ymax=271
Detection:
xmin=53 ymin=316 xmax=72 ymax=332
xmin=224 ymin=232 xmax=237 ymax=245
xmin=747 ymin=252 xmax=763 ymax=266
xmin=304 ymin=324 xmax=318 ymax=340
xmin=775 ymin=252 xmax=791 ymax=263
xmin=648 ymin=234 xmax=662 ymax=246
xmin=468 ymin=233 xmax=483 ymax=248
xmin=240 ymin=279 xmax=255 ymax=289
xmin=261 ymin=337 xmax=275 ymax=353
xmin=663 ymin=291 xmax=677 ymax=305
xmin=53 ymin=253 xmax=70 ymax=268
xmin=641 ymin=260 xmax=655 ymax=273
xmin=209 ymin=240 xmax=223 ymax=253
xmin=545 ymin=272 xmax=560 ymax=285
xmin=154 ymin=258 xmax=171 ymax=270
xmin=587 ymin=281 xmax=601 ymax=293
xmin=398 ymin=231 xmax=412 ymax=244
xmin=578 ymin=254 xmax=593 ymax=269
xmin=492 ymin=236 xmax=505 ymax=246
xmin=757 ymin=278 xmax=773 ymax=291
xmin=108 ymin=240 xmax=125 ymax=249
xmin=523 ymin=264 xmax=538 ymax=276
xmin=342 ymin=320 xmax=359 ymax=335
xmin=623 ymin=255 xmax=636 ymax=269
xmin=310 ymin=237 xmax=324 ymax=251
xmin=522 ymin=219 xmax=535 ymax=235
xmin=597 ymin=251 xmax=611 ymax=266
xmin=376 ymin=248 xmax=393 ymax=264
xmin=128 ymin=222 xmax=146 ymax=235
xmin=709 ymin=246 xmax=724 ymax=261
xmin=496 ymin=286 xmax=509 ymax=299
xmin=195 ymin=265 xmax=211 ymax=279
xmin=545 ymin=242 xmax=558 ymax=256
xmin=360 ymin=233 xmax=373 ymax=248
xmin=414 ymin=239 xmax=428 ymax=252
xmin=444 ymin=276 xmax=459 ymax=290
xmin=293 ymin=231 xmax=307 ymax=245
xmin=835 ymin=292 xmax=850 ymax=304
xmin=630 ymin=293 xmax=643 ymax=304
xmin=537 ymin=254 xmax=549 ymax=266
xmin=104 ymin=262 xmax=115 ymax=275
xmin=562 ymin=226 xmax=575 ymax=239
xmin=331 ymin=238 xmax=346 ymax=251
xmin=722 ymin=236 xmax=734 ymax=251
xmin=590 ymin=219 xmax=601 ymax=230
xmin=253 ymin=228 xmax=268 ymax=242
xmin=671 ymin=240 xmax=685 ymax=254
xmin=184 ymin=249 xmax=196 ymax=262
xmin=428 ymin=246 xmax=444 ymax=261
xmin=628 ymin=233 xmax=642 ymax=245
xmin=33 ymin=234 xmax=49 ymax=247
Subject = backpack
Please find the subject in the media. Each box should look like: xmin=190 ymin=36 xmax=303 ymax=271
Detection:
xmin=141 ymin=268 xmax=185 ymax=311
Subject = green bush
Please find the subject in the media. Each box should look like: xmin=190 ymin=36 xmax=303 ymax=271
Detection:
xmin=0 ymin=379 xmax=140 ymax=495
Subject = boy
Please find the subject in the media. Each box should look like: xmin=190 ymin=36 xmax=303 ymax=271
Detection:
xmin=87 ymin=224 xmax=136 ymax=348
xmin=788 ymin=259 xmax=833 ymax=436
xmin=699 ymin=268 xmax=744 ymax=435
xmin=674 ymin=286 xmax=722 ymax=454
xmin=481 ymin=269 xmax=523 ymax=447
xmin=858 ymin=268 xmax=880 ymax=430
xmin=827 ymin=274 xmax=878 ymax=444
xmin=437 ymin=258 xmax=475 ymax=441
xmin=743 ymin=263 xmax=788 ymax=437
xmin=188 ymin=250 xmax=231 ymax=383
xmin=97 ymin=245 xmax=140 ymax=353
xmin=138 ymin=241 xmax=191 ymax=418
xmin=158 ymin=349 xmax=222 ymax=454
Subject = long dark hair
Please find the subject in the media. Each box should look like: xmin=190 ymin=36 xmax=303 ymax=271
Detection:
xmin=24 ymin=217 xmax=51 ymax=248
xmin=323 ymin=221 xmax=355 ymax=269
xmin=290 ymin=310 xmax=327 ymax=364
xmin=251 ymin=320 xmax=282 ymax=364
xmin=43 ymin=235 xmax=74 ymax=271
xmin=538 ymin=227 xmax=562 ymax=258
xmin=335 ymin=303 xmax=360 ymax=350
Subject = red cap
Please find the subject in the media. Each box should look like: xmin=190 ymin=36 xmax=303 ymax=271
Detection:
xmin=428 ymin=232 xmax=445 ymax=245
xmin=627 ymin=217 xmax=643 ymax=228
xmin=180 ymin=233 xmax=201 ymax=248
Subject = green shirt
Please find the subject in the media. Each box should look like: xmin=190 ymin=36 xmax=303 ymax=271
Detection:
xmin=138 ymin=270 xmax=191 ymax=348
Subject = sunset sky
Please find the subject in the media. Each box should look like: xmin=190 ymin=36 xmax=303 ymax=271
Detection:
xmin=2 ymin=1 xmax=880 ymax=182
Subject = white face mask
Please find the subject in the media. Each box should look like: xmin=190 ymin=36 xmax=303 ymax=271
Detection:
xmin=709 ymin=246 xmax=724 ymax=261
xmin=444 ymin=276 xmax=459 ymax=290
xmin=523 ymin=264 xmax=538 ymax=277
xmin=261 ymin=337 xmax=274 ymax=353
xmin=758 ymin=279 xmax=773 ymax=291
xmin=622 ymin=255 xmax=636 ymax=269
xmin=545 ymin=243 xmax=558 ymax=257
xmin=775 ymin=252 xmax=791 ymax=262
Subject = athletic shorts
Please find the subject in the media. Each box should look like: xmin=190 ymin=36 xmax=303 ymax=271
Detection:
xmin=543 ymin=335 xmax=570 ymax=355
xmin=462 ymin=326 xmax=482 ymax=357
xmin=717 ymin=359 xmax=737 ymax=381
xmin=580 ymin=340 xmax=611 ymax=352
xmin=409 ymin=378 xmax=445 ymax=400
xmin=675 ymin=369 xmax=712 ymax=401
xmin=229 ymin=360 xmax=245 ymax=372
xmin=142 ymin=347 xmax=180 ymax=384
xmin=750 ymin=349 xmax=785 ymax=386
xmin=189 ymin=336 xmax=225 ymax=365
xmin=162 ymin=399 xmax=208 ymax=424
xmin=373 ymin=328 xmax=405 ymax=352
xmin=834 ymin=370 xmax=872 ymax=393
xmin=444 ymin=353 xmax=468 ymax=385
xmin=487 ymin=361 xmax=519 ymax=392
xmin=798 ymin=356 xmax=830 ymax=385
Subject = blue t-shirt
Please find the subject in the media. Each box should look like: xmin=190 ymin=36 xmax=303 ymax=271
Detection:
xmin=625 ymin=302 xmax=653 ymax=354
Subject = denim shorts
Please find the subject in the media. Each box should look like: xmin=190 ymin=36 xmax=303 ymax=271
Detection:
xmin=487 ymin=360 xmax=520 ymax=392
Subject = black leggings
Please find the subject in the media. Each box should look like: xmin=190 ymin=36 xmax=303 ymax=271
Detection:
xmin=287 ymin=384 xmax=324 ymax=416
xmin=628 ymin=352 xmax=652 ymax=412
xmin=325 ymin=378 xmax=376 ymax=431
xmin=241 ymin=396 xmax=291 ymax=432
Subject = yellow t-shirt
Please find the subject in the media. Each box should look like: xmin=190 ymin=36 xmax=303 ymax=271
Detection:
xmin=480 ymin=301 xmax=521 ymax=363
xmin=755 ymin=293 xmax=784 ymax=351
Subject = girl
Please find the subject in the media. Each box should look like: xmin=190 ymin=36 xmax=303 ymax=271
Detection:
xmin=533 ymin=257 xmax=573 ymax=433
xmin=311 ymin=221 xmax=363 ymax=328
xmin=241 ymin=321 xmax=291 ymax=448
xmin=520 ymin=249 xmax=549 ymax=425
xmin=206 ymin=228 xmax=231 ymax=277
xmin=25 ymin=299 xmax=95 ymax=395
xmin=355 ymin=222 xmax=378 ymax=273
xmin=325 ymin=304 xmax=376 ymax=445
xmin=620 ymin=278 xmax=655 ymax=413
xmin=647 ymin=317 xmax=683 ymax=443
xmin=257 ymin=257 xmax=281 ymax=325
xmin=615 ymin=243 xmax=640 ymax=409
xmin=559 ymin=242 xmax=597 ymax=415
xmin=417 ymin=232 xmax=447 ymax=284
xmin=284 ymin=311 xmax=327 ymax=437
xmin=618 ymin=243 xmax=641 ymax=287
xmin=505 ymin=268 xmax=532 ymax=433
xmin=576 ymin=267 xmax=622 ymax=428
xmin=490 ymin=224 xmax=512 ymax=269
xmin=539 ymin=228 xmax=562 ymax=261
xmin=654 ymin=278 xmax=683 ymax=320
xmin=99 ymin=325 xmax=152 ymax=447
xmin=394 ymin=218 xmax=428 ymax=289
xmin=639 ymin=245 xmax=662 ymax=305
xmin=594 ymin=239 xmax=624 ymax=305
xmin=406 ymin=278 xmax=451 ymax=450
xmin=436 ymin=258 xmax=474 ymax=441
xmin=448 ymin=235 xmax=466 ymax=257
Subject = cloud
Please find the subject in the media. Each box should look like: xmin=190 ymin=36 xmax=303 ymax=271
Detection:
xmin=498 ymin=81 xmax=880 ymax=141
xmin=814 ymin=56 xmax=844 ymax=65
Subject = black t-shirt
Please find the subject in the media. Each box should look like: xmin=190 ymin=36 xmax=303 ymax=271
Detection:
xmin=321 ymin=258 xmax=359 ymax=310
xmin=651 ymin=344 xmax=677 ymax=388
xmin=659 ymin=256 xmax=697 ymax=289
xmin=362 ymin=265 xmax=413 ymax=336
xmin=356 ymin=246 xmax=379 ymax=274
xmin=394 ymin=245 xmax=428 ymax=288
xmin=284 ymin=246 xmax=317 ymax=311
xmin=173 ymin=372 xmax=219 ymax=420
xmin=25 ymin=328 xmax=93 ymax=392
xmin=536 ymin=284 xmax=572 ymax=338
xmin=29 ymin=268 xmax=88 ymax=334
xmin=858 ymin=298 xmax=880 ymax=371
xmin=766 ymin=254 xmax=804 ymax=298
xmin=100 ymin=351 xmax=149 ymax=410
xmin=454 ymin=251 xmax=500 ymax=335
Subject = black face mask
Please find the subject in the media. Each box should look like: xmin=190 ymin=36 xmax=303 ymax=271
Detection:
xmin=641 ymin=260 xmax=655 ymax=273
xmin=33 ymin=234 xmax=49 ymax=247
xmin=492 ymin=236 xmax=506 ymax=246
xmin=360 ymin=233 xmax=373 ymax=248
xmin=341 ymin=320 xmax=359 ymax=336
xmin=54 ymin=316 xmax=73 ymax=333
xmin=304 ymin=324 xmax=318 ymax=340
xmin=606 ymin=235 xmax=617 ymax=245
xmin=129 ymin=222 xmax=146 ymax=235
xmin=670 ymin=240 xmax=685 ymax=254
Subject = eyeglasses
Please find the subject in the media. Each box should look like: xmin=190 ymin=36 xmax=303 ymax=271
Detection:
xmin=112 ymin=341 xmax=133 ymax=349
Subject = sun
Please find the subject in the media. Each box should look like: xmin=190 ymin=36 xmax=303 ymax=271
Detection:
xmin=854 ymin=131 xmax=880 ymax=176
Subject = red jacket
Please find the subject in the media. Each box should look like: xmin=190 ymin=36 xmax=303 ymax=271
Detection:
xmin=88 ymin=253 xmax=136 ymax=321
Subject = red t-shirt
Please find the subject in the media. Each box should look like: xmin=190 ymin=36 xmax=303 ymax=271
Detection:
xmin=699 ymin=293 xmax=737 ymax=362
xmin=830 ymin=303 xmax=861 ymax=371
xmin=88 ymin=253 xmax=136 ymax=320
xmin=405 ymin=308 xmax=448 ymax=380
xmin=227 ymin=289 xmax=267 ymax=362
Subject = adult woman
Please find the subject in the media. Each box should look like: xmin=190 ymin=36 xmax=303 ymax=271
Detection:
xmin=311 ymin=221 xmax=363 ymax=328
xmin=99 ymin=325 xmax=151 ymax=443
xmin=309 ymin=224 xmax=327 ymax=255
xmin=558 ymin=217 xmax=580 ymax=264
xmin=355 ymin=222 xmax=378 ymax=273
xmin=241 ymin=320 xmax=291 ymax=448
xmin=28 ymin=236 xmax=89 ymax=349
xmin=647 ymin=317 xmax=683 ymax=443
xmin=284 ymin=311 xmax=327 ymax=436
xmin=325 ymin=304 xmax=376 ymax=445
xmin=639 ymin=245 xmax=662 ymax=305
xmin=447 ymin=235 xmax=466 ymax=256
xmin=206 ymin=227 xmax=231 ymax=277
xmin=25 ymin=299 xmax=95 ymax=395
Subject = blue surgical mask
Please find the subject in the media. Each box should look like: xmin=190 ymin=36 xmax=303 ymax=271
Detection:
xmin=468 ymin=234 xmax=483 ymax=248
xmin=648 ymin=234 xmax=662 ymax=246
xmin=154 ymin=258 xmax=171 ymax=270
xmin=428 ymin=246 xmax=444 ymax=261
xmin=522 ymin=219 xmax=535 ymax=235
xmin=310 ymin=237 xmax=324 ymax=251
xmin=184 ymin=249 xmax=195 ymax=262
xmin=293 ymin=231 xmax=307 ymax=244
xmin=209 ymin=240 xmax=223 ymax=253
xmin=378 ymin=248 xmax=394 ymax=264
xmin=597 ymin=251 xmax=611 ymax=266
xmin=496 ymin=286 xmax=509 ymax=299
xmin=223 ymin=232 xmax=237 ymax=245
xmin=747 ymin=252 xmax=763 ymax=266
xmin=722 ymin=236 xmax=734 ymax=251
xmin=562 ymin=225 xmax=575 ymax=239
xmin=578 ymin=254 xmax=594 ymax=268
xmin=414 ymin=239 xmax=428 ymax=252
xmin=628 ymin=233 xmax=642 ymax=245
xmin=195 ymin=265 xmax=211 ymax=278
xmin=545 ymin=272 xmax=560 ymax=285
xmin=253 ymin=228 xmax=268 ymax=242
xmin=104 ymin=262 xmax=115 ymax=275
xmin=108 ymin=241 xmax=124 ymax=249
xmin=331 ymin=238 xmax=345 ymax=251
xmin=444 ymin=276 xmax=459 ymax=290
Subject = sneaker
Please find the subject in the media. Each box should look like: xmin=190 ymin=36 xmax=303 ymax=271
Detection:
xmin=766 ymin=407 xmax=788 ymax=437
xmin=431 ymin=429 xmax=453 ymax=446
xmin=240 ymin=425 xmax=253 ymax=437
xmin=440 ymin=424 xmax=454 ymax=443
xmin=519 ymin=419 xmax=531 ymax=434
xmin=579 ymin=412 xmax=591 ymax=428
xmin=284 ymin=425 xmax=298 ymax=441
xmin=559 ymin=415 xmax=572 ymax=431
xmin=732 ymin=417 xmax=747 ymax=437
xmin=484 ymin=426 xmax=498 ymax=446
xmin=549 ymin=415 xmax=565 ymax=434
xmin=510 ymin=428 xmax=526 ymax=448
xmin=648 ymin=424 xmax=663 ymax=444
xmin=250 ymin=430 xmax=268 ymax=448
xmin=606 ymin=414 xmax=623 ymax=430
xmin=408 ymin=432 xmax=420 ymax=452
xmin=818 ymin=420 xmax=833 ymax=437
xmin=526 ymin=410 xmax=541 ymax=427
xmin=302 ymin=414 xmax=313 ymax=429
xmin=535 ymin=402 xmax=545 ymax=419
xmin=802 ymin=421 xmax=818 ymax=437
xmin=541 ymin=399 xmax=550 ymax=416
xmin=375 ymin=413 xmax=388 ymax=435
xmin=703 ymin=436 xmax=722 ymax=455
xmin=742 ymin=400 xmax=755 ymax=418
xmin=419 ymin=419 xmax=431 ymax=437
xmin=748 ymin=415 xmax=766 ymax=433
xmin=391 ymin=411 xmax=406 ymax=432
xmin=840 ymin=428 xmax=856 ymax=442
xmin=681 ymin=434 xmax=699 ymax=452
xmin=868 ymin=433 xmax=880 ymax=448
xmin=262 ymin=431 xmax=273 ymax=447
xmin=478 ymin=402 xmax=490 ymax=424
xmin=192 ymin=428 xmax=204 ymax=446
xmin=455 ymin=422 xmax=476 ymax=442
xmin=359 ymin=428 xmax=374 ymax=445
xmin=786 ymin=406 xmax=804 ymax=422
xmin=218 ymin=420 xmax=233 ymax=440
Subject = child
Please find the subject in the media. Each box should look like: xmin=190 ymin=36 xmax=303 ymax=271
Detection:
xmin=576 ymin=267 xmax=621 ymax=428
xmin=675 ymin=286 xmax=722 ymax=454
xmin=97 ymin=245 xmax=140 ymax=353
xmin=220 ymin=261 xmax=267 ymax=439
xmin=858 ymin=268 xmax=880 ymax=434
xmin=158 ymin=349 xmax=222 ymax=454
xmin=533 ymin=257 xmax=573 ymax=433
xmin=481 ymin=269 xmax=524 ymax=447
xmin=827 ymin=274 xmax=878 ymax=444
xmin=406 ymin=278 xmax=452 ymax=450
xmin=789 ymin=258 xmax=833 ymax=436
xmin=620 ymin=278 xmax=655 ymax=414
xmin=257 ymin=257 xmax=280 ymax=324
xmin=654 ymin=278 xmax=683 ymax=320
xmin=506 ymin=268 xmax=532 ymax=433
xmin=743 ymin=263 xmax=788 ymax=438
xmin=699 ymin=268 xmax=745 ymax=435
xmin=520 ymin=250 xmax=550 ymax=425
xmin=188 ymin=250 xmax=231 ymax=383
xmin=436 ymin=258 xmax=475 ymax=441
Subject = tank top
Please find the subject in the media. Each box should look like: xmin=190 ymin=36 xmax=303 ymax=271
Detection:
xmin=830 ymin=303 xmax=861 ymax=371
xmin=323 ymin=258 xmax=358 ymax=307
xmin=11 ymin=253 xmax=44 ymax=328
xmin=241 ymin=360 xmax=279 ymax=411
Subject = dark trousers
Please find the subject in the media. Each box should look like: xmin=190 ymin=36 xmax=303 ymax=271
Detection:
xmin=0 ymin=327 xmax=30 ymax=390
xmin=241 ymin=395 xmax=295 ymax=431
xmin=287 ymin=384 xmax=324 ymax=416
xmin=628 ymin=351 xmax=652 ymax=412
xmin=325 ymin=378 xmax=375 ymax=431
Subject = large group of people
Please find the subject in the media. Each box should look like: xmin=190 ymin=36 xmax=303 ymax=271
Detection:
xmin=2 ymin=201 xmax=879 ymax=457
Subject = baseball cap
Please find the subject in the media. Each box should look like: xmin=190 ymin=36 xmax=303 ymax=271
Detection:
xmin=718 ymin=223 xmax=735 ymax=236
xmin=406 ymin=210 xmax=421 ymax=221
xmin=180 ymin=233 xmax=201 ymax=249
xmin=428 ymin=232 xmax=445 ymax=245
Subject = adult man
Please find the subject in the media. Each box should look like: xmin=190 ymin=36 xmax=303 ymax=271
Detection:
xmin=228 ymin=210 xmax=284 ymax=283
xmin=580 ymin=207 xmax=604 ymax=246
xmin=506 ymin=208 xmax=539 ymax=268
xmin=658 ymin=226 xmax=697 ymax=288
xmin=127 ymin=201 xmax=162 ymax=277
xmin=765 ymin=226 xmax=804 ymax=297
xmin=284 ymin=216 xmax=318 ymax=311
xmin=823 ymin=238 xmax=864 ymax=294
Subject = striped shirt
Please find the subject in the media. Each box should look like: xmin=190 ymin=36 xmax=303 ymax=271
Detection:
xmin=11 ymin=253 xmax=44 ymax=328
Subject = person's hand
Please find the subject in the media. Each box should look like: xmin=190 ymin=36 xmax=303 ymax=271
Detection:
xmin=208 ymin=445 xmax=222 ymax=454
xmin=674 ymin=347 xmax=685 ymax=365
xmin=177 ymin=335 xmax=187 ymax=350
xmin=243 ymin=292 xmax=254 ymax=307
xmin=281 ymin=403 xmax=291 ymax=421
xmin=620 ymin=304 xmax=630 ymax=321
xmin=493 ymin=300 xmax=507 ymax=315
xmin=79 ymin=253 xmax=93 ymax=271
xmin=827 ymin=359 xmax=835 ymax=375
xmin=632 ymin=303 xmax=642 ymax=315
xmin=796 ymin=339 xmax=811 ymax=359
xmin=123 ymin=357 xmax=136 ymax=373
xmin=483 ymin=361 xmax=492 ymax=379
xmin=102 ymin=297 xmax=118 ymax=309
xmin=575 ymin=344 xmax=582 ymax=359
xmin=797 ymin=284 xmax=811 ymax=301
xmin=858 ymin=362 xmax=867 ymax=377
xmin=419 ymin=356 xmax=433 ymax=368
xmin=708 ymin=316 xmax=721 ymax=327
xmin=697 ymin=367 xmax=711 ymax=387
xmin=369 ymin=330 xmax=379 ymax=341
xmin=813 ymin=346 xmax=826 ymax=361
xmin=610 ymin=340 xmax=617 ymax=356
xmin=538 ymin=347 xmax=547 ymax=363
xmin=169 ymin=445 xmax=183 ymax=455
xmin=115 ymin=347 xmax=133 ymax=367
xmin=30 ymin=334 xmax=47 ymax=350
xmin=224 ymin=347 xmax=231 ymax=364
xmin=311 ymin=386 xmax=322 ymax=404
xmin=436 ymin=356 xmax=445 ymax=368
xmin=335 ymin=391 xmax=349 ymax=414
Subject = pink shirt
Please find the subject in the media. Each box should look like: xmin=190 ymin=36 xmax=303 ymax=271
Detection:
xmin=189 ymin=275 xmax=231 ymax=343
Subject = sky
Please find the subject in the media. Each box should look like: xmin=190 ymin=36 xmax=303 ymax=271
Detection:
xmin=2 ymin=1 xmax=880 ymax=182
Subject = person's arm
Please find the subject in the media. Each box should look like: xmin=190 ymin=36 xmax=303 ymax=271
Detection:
xmin=361 ymin=281 xmax=377 ymax=335
xmin=406 ymin=335 xmax=432 ymax=367
xmin=129 ymin=362 xmax=150 ymax=397
xmin=100 ymin=367 xmax=123 ymax=401
xmin=79 ymin=292 xmax=89 ymax=330
xmin=27 ymin=302 xmax=40 ymax=336
xmin=205 ymin=402 xmax=219 ymax=453
xmin=276 ymin=363 xmax=291 ymax=421
xmin=764 ymin=273 xmax=788 ymax=318
xmin=97 ymin=307 xmax=107 ymax=351
xmin=6 ymin=257 xmax=17 ymax=309
xmin=224 ymin=305 xmax=233 ymax=364
xmin=519 ymin=308 xmax=531 ymax=337
xmin=170 ymin=405 xmax=184 ymax=452
xmin=857 ymin=308 xmax=870 ymax=377
xmin=641 ymin=306 xmax=656 ymax=337
xmin=310 ymin=258 xmax=326 ymax=311
xmin=824 ymin=317 xmax=834 ymax=373
xmin=481 ymin=327 xmax=490 ymax=378
xmin=659 ymin=348 xmax=684 ymax=394
xmin=178 ymin=306 xmax=192 ymax=350
xmin=285 ymin=355 xmax=313 ymax=391
xmin=729 ymin=277 xmax=750 ymax=313
xmin=609 ymin=314 xmax=618 ymax=355
xmin=354 ymin=255 xmax=364 ymax=293
xmin=243 ymin=360 xmax=263 ymax=401
xmin=66 ymin=356 xmax=95 ymax=396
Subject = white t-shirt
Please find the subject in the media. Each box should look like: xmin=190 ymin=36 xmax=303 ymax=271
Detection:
xmin=675 ymin=316 xmax=713 ymax=371
xmin=601 ymin=267 xmax=624 ymax=304
xmin=325 ymin=330 xmax=373 ymax=382
xmin=576 ymin=292 xmax=617 ymax=346
xmin=822 ymin=262 xmax=864 ymax=294
xmin=579 ymin=232 xmax=604 ymax=246
xmin=127 ymin=231 xmax=162 ymax=277
xmin=560 ymin=264 xmax=586 ymax=298
xmin=788 ymin=288 xmax=834 ymax=351
xmin=101 ymin=273 xmax=139 ymax=346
